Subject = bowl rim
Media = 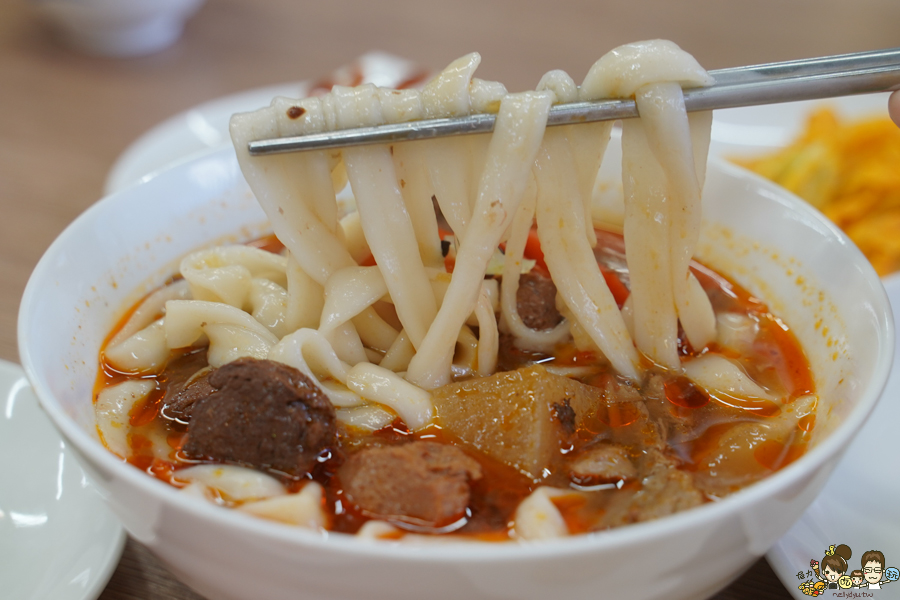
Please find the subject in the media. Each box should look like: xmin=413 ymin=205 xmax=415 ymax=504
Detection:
xmin=17 ymin=146 xmax=895 ymax=561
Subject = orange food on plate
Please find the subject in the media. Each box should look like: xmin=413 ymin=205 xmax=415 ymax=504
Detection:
xmin=734 ymin=108 xmax=900 ymax=275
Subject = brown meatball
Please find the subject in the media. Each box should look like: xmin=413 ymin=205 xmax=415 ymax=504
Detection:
xmin=515 ymin=271 xmax=564 ymax=330
xmin=339 ymin=441 xmax=483 ymax=527
xmin=183 ymin=358 xmax=337 ymax=478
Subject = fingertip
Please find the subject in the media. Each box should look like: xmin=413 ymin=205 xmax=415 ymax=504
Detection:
xmin=890 ymin=90 xmax=900 ymax=128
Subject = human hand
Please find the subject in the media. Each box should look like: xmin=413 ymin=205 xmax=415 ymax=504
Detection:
xmin=890 ymin=91 xmax=900 ymax=128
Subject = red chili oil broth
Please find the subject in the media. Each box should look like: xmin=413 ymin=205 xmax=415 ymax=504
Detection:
xmin=93 ymin=229 xmax=818 ymax=537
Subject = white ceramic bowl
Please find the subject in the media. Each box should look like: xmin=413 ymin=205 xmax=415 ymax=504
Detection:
xmin=33 ymin=0 xmax=205 ymax=57
xmin=18 ymin=145 xmax=893 ymax=600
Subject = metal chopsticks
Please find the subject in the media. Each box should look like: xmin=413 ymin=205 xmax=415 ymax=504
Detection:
xmin=248 ymin=47 xmax=900 ymax=156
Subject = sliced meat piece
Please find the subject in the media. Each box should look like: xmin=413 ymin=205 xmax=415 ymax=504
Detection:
xmin=163 ymin=371 xmax=214 ymax=424
xmin=597 ymin=449 xmax=704 ymax=528
xmin=339 ymin=441 xmax=482 ymax=527
xmin=515 ymin=271 xmax=563 ymax=330
xmin=639 ymin=373 xmax=709 ymax=448
xmin=578 ymin=373 xmax=665 ymax=452
xmin=183 ymin=357 xmax=337 ymax=477
xmin=159 ymin=349 xmax=212 ymax=423
xmin=569 ymin=443 xmax=637 ymax=485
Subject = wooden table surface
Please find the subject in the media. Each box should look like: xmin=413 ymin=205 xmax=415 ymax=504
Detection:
xmin=2 ymin=0 xmax=899 ymax=598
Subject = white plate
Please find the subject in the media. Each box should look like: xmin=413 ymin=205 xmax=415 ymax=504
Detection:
xmin=766 ymin=273 xmax=900 ymax=599
xmin=103 ymin=51 xmax=424 ymax=195
xmin=709 ymin=92 xmax=892 ymax=159
xmin=0 ymin=359 xmax=125 ymax=600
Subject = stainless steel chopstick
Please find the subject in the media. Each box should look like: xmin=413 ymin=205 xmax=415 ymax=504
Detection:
xmin=248 ymin=47 xmax=900 ymax=156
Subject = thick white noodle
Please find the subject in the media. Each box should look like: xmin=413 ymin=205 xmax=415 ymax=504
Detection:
xmin=345 ymin=362 xmax=434 ymax=430
xmin=539 ymin=69 xmax=609 ymax=247
xmin=268 ymin=329 xmax=363 ymax=407
xmin=293 ymin=250 xmax=399 ymax=355
xmin=454 ymin=325 xmax=479 ymax=377
xmin=238 ymin=482 xmax=327 ymax=529
xmin=350 ymin=308 xmax=400 ymax=354
xmin=323 ymin=321 xmax=368 ymax=365
xmin=480 ymin=277 xmax=500 ymax=312
xmin=104 ymin=318 xmax=169 ymax=374
xmin=332 ymin=85 xmax=438 ymax=350
xmin=338 ymin=212 xmax=371 ymax=264
xmin=180 ymin=246 xmax=287 ymax=309
xmin=620 ymin=118 xmax=681 ymax=368
xmin=319 ymin=266 xmax=389 ymax=336
xmin=230 ymin=102 xmax=357 ymax=285
xmin=635 ymin=83 xmax=715 ymax=351
xmin=248 ymin=278 xmax=290 ymax=338
xmin=356 ymin=520 xmax=401 ymax=540
xmin=534 ymin=132 xmax=640 ymax=380
xmin=581 ymin=40 xmax=713 ymax=99
xmin=513 ymin=487 xmax=572 ymax=541
xmin=272 ymin=96 xmax=342 ymax=234
xmin=175 ymin=464 xmax=286 ymax=501
xmin=715 ymin=312 xmax=759 ymax=355
xmin=420 ymin=54 xmax=498 ymax=241
xmin=682 ymin=354 xmax=775 ymax=401
xmin=406 ymin=91 xmax=552 ymax=389
xmin=392 ymin=143 xmax=444 ymax=269
xmin=474 ymin=286 xmax=498 ymax=376
xmin=423 ymin=136 xmax=483 ymax=238
xmin=379 ymin=330 xmax=415 ymax=372
xmin=421 ymin=53 xmax=482 ymax=117
xmin=285 ymin=253 xmax=324 ymax=331
xmin=108 ymin=279 xmax=190 ymax=348
xmin=165 ymin=300 xmax=279 ymax=368
xmin=95 ymin=379 xmax=155 ymax=458
xmin=335 ymin=405 xmax=397 ymax=431
xmin=581 ymin=40 xmax=715 ymax=368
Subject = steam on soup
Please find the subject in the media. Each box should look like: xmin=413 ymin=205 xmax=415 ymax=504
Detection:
xmin=94 ymin=40 xmax=817 ymax=541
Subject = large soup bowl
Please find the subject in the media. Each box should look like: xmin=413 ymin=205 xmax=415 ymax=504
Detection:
xmin=18 ymin=142 xmax=893 ymax=600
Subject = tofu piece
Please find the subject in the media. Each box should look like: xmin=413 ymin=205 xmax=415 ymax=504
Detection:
xmin=431 ymin=365 xmax=602 ymax=480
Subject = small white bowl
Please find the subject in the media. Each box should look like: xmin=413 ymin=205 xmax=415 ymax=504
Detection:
xmin=18 ymin=145 xmax=893 ymax=600
xmin=33 ymin=0 xmax=205 ymax=57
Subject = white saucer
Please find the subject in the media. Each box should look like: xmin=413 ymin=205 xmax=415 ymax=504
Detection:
xmin=0 ymin=359 xmax=125 ymax=600
xmin=766 ymin=273 xmax=900 ymax=598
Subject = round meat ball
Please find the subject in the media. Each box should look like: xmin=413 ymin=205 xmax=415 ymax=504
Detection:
xmin=183 ymin=357 xmax=337 ymax=477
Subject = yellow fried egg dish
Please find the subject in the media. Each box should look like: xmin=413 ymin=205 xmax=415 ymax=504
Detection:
xmin=735 ymin=108 xmax=900 ymax=275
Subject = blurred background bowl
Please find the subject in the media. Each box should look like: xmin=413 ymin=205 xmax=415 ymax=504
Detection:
xmin=32 ymin=0 xmax=205 ymax=57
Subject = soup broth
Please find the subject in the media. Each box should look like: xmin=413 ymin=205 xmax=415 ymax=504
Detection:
xmin=95 ymin=229 xmax=816 ymax=539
